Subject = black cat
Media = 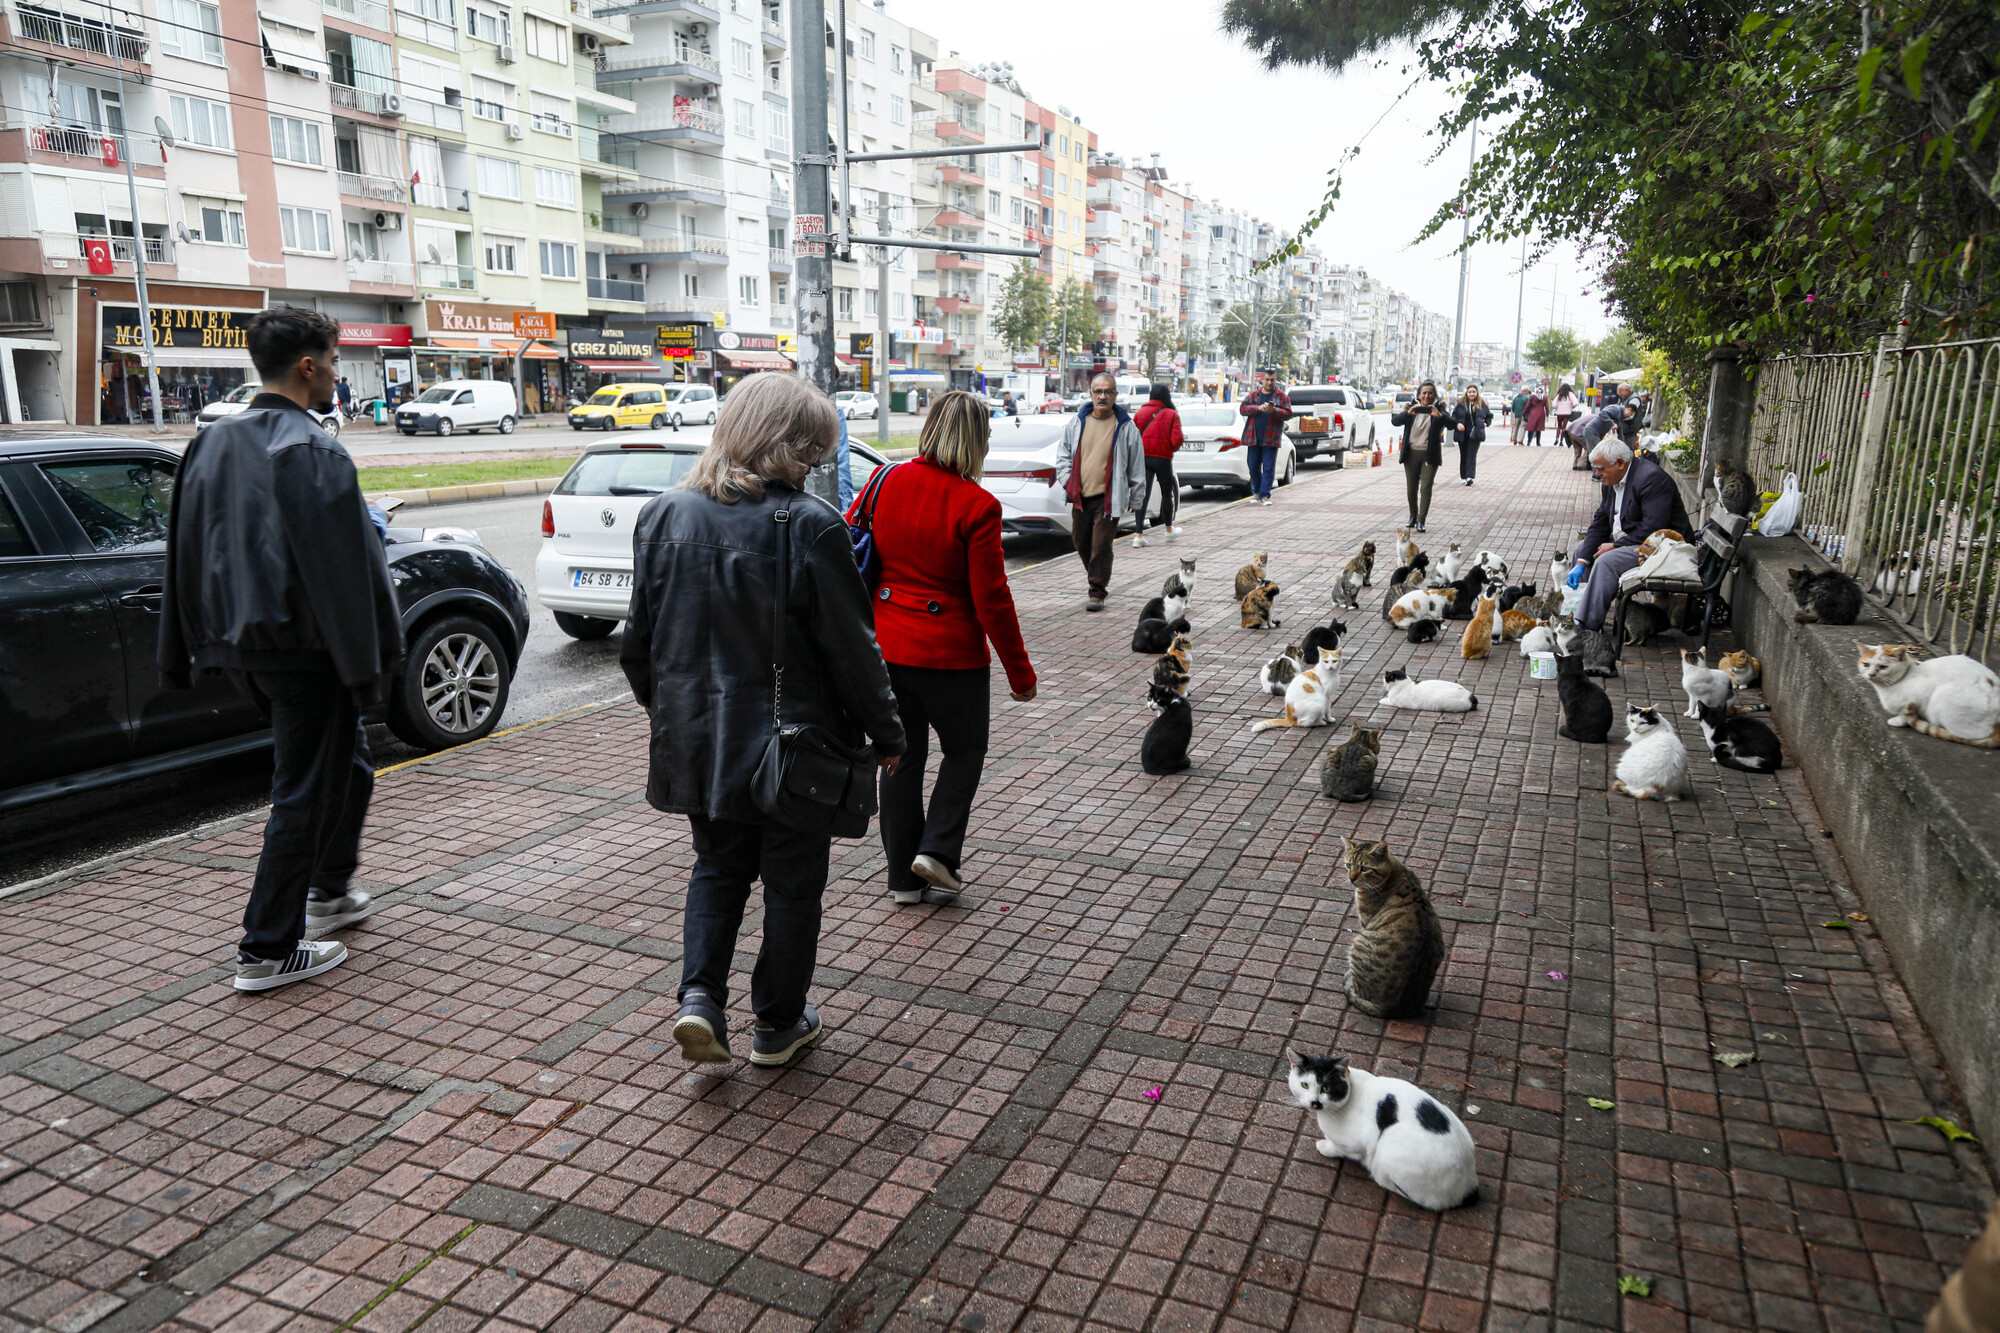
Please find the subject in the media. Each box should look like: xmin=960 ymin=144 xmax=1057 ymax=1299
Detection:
xmin=1405 ymin=618 xmax=1440 ymax=643
xmin=1141 ymin=682 xmax=1193 ymax=774
xmin=1788 ymin=567 xmax=1864 ymax=625
xmin=1697 ymin=701 xmax=1783 ymax=772
xmin=1556 ymin=649 xmax=1614 ymax=743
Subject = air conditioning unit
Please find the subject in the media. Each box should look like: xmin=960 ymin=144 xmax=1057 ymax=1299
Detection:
xmin=504 ymin=121 xmax=525 ymax=140
xmin=382 ymin=92 xmax=405 ymax=116
xmin=577 ymin=32 xmax=600 ymax=53
xmin=373 ymin=210 xmax=401 ymax=231
xmin=496 ymin=42 xmax=515 ymax=63
xmin=631 ymin=201 xmax=650 ymax=218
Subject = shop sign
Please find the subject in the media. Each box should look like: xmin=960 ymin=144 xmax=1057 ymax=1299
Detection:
xmin=102 ymin=304 xmax=256 ymax=349
xmin=426 ymin=299 xmax=533 ymax=336
xmin=656 ymin=322 xmax=703 ymax=352
xmin=339 ymin=323 xmax=414 ymax=348
xmin=716 ymin=330 xmax=778 ymax=352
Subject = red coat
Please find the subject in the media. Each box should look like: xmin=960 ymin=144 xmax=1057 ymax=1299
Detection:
xmin=846 ymin=456 xmax=1036 ymax=692
xmin=1133 ymin=401 xmax=1184 ymax=459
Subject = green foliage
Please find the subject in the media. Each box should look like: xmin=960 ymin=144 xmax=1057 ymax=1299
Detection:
xmin=1045 ymin=279 xmax=1102 ymax=356
xmin=1137 ymin=314 xmax=1181 ymax=375
xmin=1218 ymin=301 xmax=1301 ymax=368
xmin=992 ymin=262 xmax=1051 ymax=356
xmin=1526 ymin=327 xmax=1585 ymax=385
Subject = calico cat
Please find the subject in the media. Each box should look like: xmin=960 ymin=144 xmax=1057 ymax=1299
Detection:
xmin=1789 ymin=566 xmax=1865 ymax=625
xmin=1405 ymin=618 xmax=1440 ymax=644
xmin=1859 ymin=644 xmax=2000 ymax=746
xmin=1131 ymin=616 xmax=1188 ymax=654
xmin=1235 ymin=553 xmax=1270 ymax=600
xmin=1555 ymin=647 xmax=1613 ymax=742
xmin=1396 ymin=528 xmax=1420 ymax=567
xmin=1680 ymin=647 xmax=1734 ymax=720
xmin=1380 ymin=668 xmax=1477 ymax=712
xmin=1241 ymin=580 xmax=1283 ymax=629
xmin=1151 ymin=632 xmax=1191 ymax=696
xmin=1436 ymin=543 xmax=1467 ymax=584
xmin=1389 ymin=587 xmax=1454 ymax=628
xmin=1614 ymin=705 xmax=1692 ymax=800
xmin=1388 ymin=552 xmax=1430 ymax=589
xmin=1518 ymin=620 xmax=1556 ymax=656
xmin=1257 ymin=643 xmax=1304 ymax=695
xmin=1141 ymin=682 xmax=1193 ymax=774
xmin=1696 ymin=700 xmax=1782 ymax=772
xmin=1252 ymin=647 xmax=1340 ymax=731
xmin=1301 ymin=621 xmax=1345 ymax=665
xmin=1340 ymin=838 xmax=1446 ymax=1020
xmin=1284 ymin=1051 xmax=1480 ymax=1212
xmin=1162 ymin=557 xmax=1198 ymax=602
xmin=1319 ymin=725 xmax=1381 ymax=801
xmin=1719 ymin=649 xmax=1761 ymax=689
xmin=1459 ymin=594 xmax=1497 ymax=659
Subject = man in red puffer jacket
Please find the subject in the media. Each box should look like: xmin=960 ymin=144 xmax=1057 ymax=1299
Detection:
xmin=1131 ymin=383 xmax=1185 ymax=546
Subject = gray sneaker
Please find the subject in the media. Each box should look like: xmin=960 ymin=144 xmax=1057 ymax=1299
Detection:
xmin=234 ymin=940 xmax=347 ymax=992
xmin=306 ymin=890 xmax=379 ymax=932
xmin=750 ymin=1005 xmax=822 ymax=1067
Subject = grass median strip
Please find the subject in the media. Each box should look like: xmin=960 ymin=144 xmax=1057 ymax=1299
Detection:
xmin=357 ymin=455 xmax=579 ymax=492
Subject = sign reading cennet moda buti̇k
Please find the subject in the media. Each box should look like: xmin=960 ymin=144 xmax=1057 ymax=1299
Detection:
xmin=102 ymin=305 xmax=254 ymax=348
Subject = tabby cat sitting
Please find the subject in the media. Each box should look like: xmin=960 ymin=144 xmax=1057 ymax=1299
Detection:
xmin=1340 ymin=837 xmax=1446 ymax=1020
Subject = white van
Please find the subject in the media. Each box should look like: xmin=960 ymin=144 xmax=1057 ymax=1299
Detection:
xmin=394 ymin=380 xmax=519 ymax=436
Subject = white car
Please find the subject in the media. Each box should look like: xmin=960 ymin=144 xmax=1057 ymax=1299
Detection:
xmin=1173 ymin=403 xmax=1299 ymax=493
xmin=660 ymin=384 xmax=719 ymax=427
xmin=197 ymin=382 xmax=342 ymax=437
xmin=536 ymin=433 xmax=891 ymax=637
xmin=833 ymin=390 xmax=879 ymax=420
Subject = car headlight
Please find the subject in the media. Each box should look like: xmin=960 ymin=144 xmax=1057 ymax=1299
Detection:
xmin=422 ymin=526 xmax=484 ymax=547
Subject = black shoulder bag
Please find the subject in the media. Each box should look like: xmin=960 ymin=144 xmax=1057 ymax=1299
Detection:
xmin=749 ymin=500 xmax=881 ymax=838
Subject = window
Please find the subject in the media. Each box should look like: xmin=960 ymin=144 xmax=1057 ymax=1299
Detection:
xmin=170 ymin=94 xmax=230 ymax=149
xmin=773 ymin=278 xmax=788 ymax=308
xmin=857 ymin=29 xmax=873 ymax=59
xmin=683 ymin=272 xmax=701 ymax=298
xmin=524 ymin=13 xmax=566 ymax=63
xmin=190 ymin=197 xmax=245 ymax=245
xmin=738 ymin=274 xmax=760 ymax=304
xmin=733 ymin=99 xmax=756 ymax=137
xmin=41 ymin=460 xmax=174 ymax=553
xmin=836 ymin=287 xmax=854 ymax=319
xmin=269 ymin=115 xmax=324 ymax=165
xmin=476 ymin=154 xmax=520 ymax=198
xmin=890 ymin=94 xmax=904 ymax=125
xmin=160 ymin=0 xmax=222 ymax=62
xmin=465 ymin=1 xmax=508 ymax=45
xmin=766 ymin=105 xmax=789 ymax=154
xmin=731 ymin=38 xmax=752 ymax=76
xmin=279 ymin=206 xmax=333 ymax=253
xmin=483 ymin=235 xmax=519 ymax=271
xmin=530 ymin=92 xmax=572 ymax=135
xmin=470 ymin=74 xmax=513 ymax=122
xmin=540 ymin=240 xmax=577 ymax=278
xmin=534 ymin=166 xmax=576 ymax=208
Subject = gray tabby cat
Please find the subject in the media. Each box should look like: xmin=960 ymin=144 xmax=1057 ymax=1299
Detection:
xmin=1341 ymin=838 xmax=1445 ymax=1020
xmin=1320 ymin=726 xmax=1381 ymax=802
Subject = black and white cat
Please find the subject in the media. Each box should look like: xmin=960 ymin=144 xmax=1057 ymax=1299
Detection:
xmin=1284 ymin=1051 xmax=1480 ymax=1212
xmin=1141 ymin=682 xmax=1192 ymax=774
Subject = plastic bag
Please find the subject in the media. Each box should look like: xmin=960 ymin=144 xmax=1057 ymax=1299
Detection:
xmin=1758 ymin=471 xmax=1802 ymax=537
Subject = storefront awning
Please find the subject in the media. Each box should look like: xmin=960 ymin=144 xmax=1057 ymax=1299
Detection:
xmin=115 ymin=346 xmax=253 ymax=369
xmin=421 ymin=338 xmax=561 ymax=360
xmin=572 ymin=358 xmax=668 ymax=375
xmin=719 ymin=350 xmax=794 ymax=371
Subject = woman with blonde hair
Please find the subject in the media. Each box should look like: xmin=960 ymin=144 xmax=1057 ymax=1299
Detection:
xmin=847 ymin=389 xmax=1036 ymax=905
xmin=622 ymin=372 xmax=906 ymax=1068
xmin=1451 ymin=383 xmax=1493 ymax=486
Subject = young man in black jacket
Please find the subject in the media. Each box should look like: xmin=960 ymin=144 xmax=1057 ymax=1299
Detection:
xmin=159 ymin=307 xmax=403 ymax=992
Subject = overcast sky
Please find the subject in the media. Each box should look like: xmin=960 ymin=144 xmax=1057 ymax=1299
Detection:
xmin=890 ymin=0 xmax=1615 ymax=355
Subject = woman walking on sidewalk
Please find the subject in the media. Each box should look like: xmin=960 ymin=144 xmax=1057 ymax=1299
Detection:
xmin=1390 ymin=380 xmax=1449 ymax=531
xmin=623 ymin=373 xmax=906 ymax=1069
xmin=1452 ymin=384 xmax=1493 ymax=485
xmin=1132 ymin=382 xmax=1184 ymax=545
xmin=1523 ymin=385 xmax=1549 ymax=446
xmin=852 ymin=392 xmax=1036 ymax=907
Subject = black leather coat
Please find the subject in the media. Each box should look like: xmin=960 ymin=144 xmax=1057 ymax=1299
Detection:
xmin=157 ymin=395 xmax=402 ymax=703
xmin=620 ymin=481 xmax=905 ymax=821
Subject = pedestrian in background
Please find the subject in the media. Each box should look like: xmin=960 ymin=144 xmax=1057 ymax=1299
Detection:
xmin=158 ymin=307 xmax=401 ymax=993
xmin=623 ymin=373 xmax=906 ymax=1068
xmin=1510 ymin=386 xmax=1529 ymax=444
xmin=1452 ymin=383 xmax=1492 ymax=485
xmin=852 ymin=391 xmax=1035 ymax=907
xmin=1055 ymin=372 xmax=1145 ymax=612
xmin=1523 ymin=384 xmax=1549 ymax=446
xmin=1132 ymin=382 xmax=1184 ymax=545
xmin=1237 ymin=369 xmax=1291 ymax=505
xmin=1391 ymin=379 xmax=1448 ymax=531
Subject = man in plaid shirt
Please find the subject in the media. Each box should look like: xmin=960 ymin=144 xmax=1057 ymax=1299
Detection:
xmin=1237 ymin=369 xmax=1291 ymax=505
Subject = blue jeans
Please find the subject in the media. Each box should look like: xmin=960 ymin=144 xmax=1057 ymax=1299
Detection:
xmin=1245 ymin=443 xmax=1277 ymax=496
xmin=681 ymin=815 xmax=830 ymax=1028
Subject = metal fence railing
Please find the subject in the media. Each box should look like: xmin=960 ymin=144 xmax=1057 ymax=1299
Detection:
xmin=1745 ymin=337 xmax=2000 ymax=663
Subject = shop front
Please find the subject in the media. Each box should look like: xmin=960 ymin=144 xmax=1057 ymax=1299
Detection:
xmin=99 ymin=304 xmax=258 ymax=424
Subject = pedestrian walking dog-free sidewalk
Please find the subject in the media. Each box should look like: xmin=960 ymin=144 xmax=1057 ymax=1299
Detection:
xmin=0 ymin=446 xmax=1990 ymax=1333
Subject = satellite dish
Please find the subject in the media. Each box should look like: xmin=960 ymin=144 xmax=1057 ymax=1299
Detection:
xmin=153 ymin=115 xmax=175 ymax=149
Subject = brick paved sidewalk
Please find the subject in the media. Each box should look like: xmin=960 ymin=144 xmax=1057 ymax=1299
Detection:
xmin=1 ymin=446 xmax=1991 ymax=1333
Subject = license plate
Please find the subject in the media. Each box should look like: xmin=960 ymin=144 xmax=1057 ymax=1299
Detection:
xmin=570 ymin=569 xmax=632 ymax=589
xmin=1299 ymin=417 xmax=1327 ymax=432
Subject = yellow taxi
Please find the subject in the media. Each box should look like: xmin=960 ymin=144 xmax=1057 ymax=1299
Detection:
xmin=569 ymin=383 xmax=672 ymax=431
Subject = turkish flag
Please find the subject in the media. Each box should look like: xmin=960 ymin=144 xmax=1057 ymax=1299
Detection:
xmin=85 ymin=238 xmax=114 ymax=275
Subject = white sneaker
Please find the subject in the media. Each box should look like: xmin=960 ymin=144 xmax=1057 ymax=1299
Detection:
xmin=234 ymin=940 xmax=347 ymax=992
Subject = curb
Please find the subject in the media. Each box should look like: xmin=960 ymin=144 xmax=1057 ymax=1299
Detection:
xmin=365 ymin=475 xmax=565 ymax=510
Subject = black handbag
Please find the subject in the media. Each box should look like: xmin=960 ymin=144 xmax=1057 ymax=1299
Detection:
xmin=848 ymin=461 xmax=897 ymax=590
xmin=750 ymin=500 xmax=880 ymax=837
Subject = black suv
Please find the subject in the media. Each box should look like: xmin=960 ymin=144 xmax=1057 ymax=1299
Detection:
xmin=0 ymin=434 xmax=531 ymax=810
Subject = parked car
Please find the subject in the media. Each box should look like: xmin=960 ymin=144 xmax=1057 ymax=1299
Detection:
xmin=0 ymin=434 xmax=532 ymax=810
xmin=395 ymin=380 xmax=519 ymax=437
xmin=832 ymin=390 xmax=879 ymax=420
xmin=1282 ymin=385 xmax=1374 ymax=464
xmin=196 ymin=382 xmax=343 ymax=438
xmin=1172 ymin=403 xmax=1300 ymax=494
xmin=660 ymin=383 xmax=719 ymax=427
xmin=569 ymin=383 xmax=675 ymax=431
xmin=535 ymin=434 xmax=892 ymax=638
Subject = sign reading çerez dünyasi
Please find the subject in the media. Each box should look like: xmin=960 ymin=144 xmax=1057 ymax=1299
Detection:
xmin=102 ymin=305 xmax=256 ymax=349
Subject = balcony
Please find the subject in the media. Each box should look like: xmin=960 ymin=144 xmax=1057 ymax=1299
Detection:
xmin=15 ymin=5 xmax=148 ymax=62
xmin=338 ymin=171 xmax=407 ymax=203
xmin=393 ymin=1 xmax=456 ymax=49
xmin=322 ymin=0 xmax=391 ymax=27
xmin=330 ymin=82 xmax=390 ymax=116
xmin=66 ymin=233 xmax=173 ymax=265
xmin=597 ymin=104 xmax=724 ymax=145
xmin=412 ymin=182 xmax=472 ymax=211
xmin=933 ymin=252 xmax=982 ymax=272
xmin=416 ymin=261 xmax=477 ymax=289
xmin=597 ymin=41 xmax=720 ymax=80
xmin=588 ymin=275 xmax=645 ymax=302
xmin=26 ymin=124 xmax=161 ymax=167
xmin=627 ymin=233 xmax=730 ymax=264
xmin=347 ymin=257 xmax=414 ymax=286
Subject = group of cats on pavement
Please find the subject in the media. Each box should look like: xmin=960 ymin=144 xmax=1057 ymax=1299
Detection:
xmin=1114 ymin=483 xmax=2000 ymax=1215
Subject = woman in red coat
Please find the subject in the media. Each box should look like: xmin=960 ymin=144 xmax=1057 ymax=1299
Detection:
xmin=846 ymin=391 xmax=1037 ymax=905
xmin=1130 ymin=382 xmax=1184 ymax=545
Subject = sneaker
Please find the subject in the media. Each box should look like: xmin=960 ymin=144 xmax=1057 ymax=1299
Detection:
xmin=672 ymin=991 xmax=731 ymax=1064
xmin=1085 ymin=596 xmax=1105 ymax=612
xmin=750 ymin=1005 xmax=822 ymax=1067
xmin=234 ymin=940 xmax=347 ymax=992
xmin=1131 ymin=534 xmax=1149 ymax=548
xmin=911 ymin=854 xmax=963 ymax=899
xmin=305 ymin=890 xmax=379 ymax=933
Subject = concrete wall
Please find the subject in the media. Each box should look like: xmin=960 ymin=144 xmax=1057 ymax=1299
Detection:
xmin=1730 ymin=534 xmax=2000 ymax=1153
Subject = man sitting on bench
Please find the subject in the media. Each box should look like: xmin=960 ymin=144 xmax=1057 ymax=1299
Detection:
xmin=1564 ymin=439 xmax=1693 ymax=674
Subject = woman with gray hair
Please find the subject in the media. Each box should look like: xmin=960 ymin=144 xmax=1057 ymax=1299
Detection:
xmin=621 ymin=373 xmax=906 ymax=1068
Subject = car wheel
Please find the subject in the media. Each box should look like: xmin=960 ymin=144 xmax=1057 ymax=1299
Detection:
xmin=436 ymin=417 xmax=454 ymax=437
xmin=388 ymin=614 xmax=511 ymax=751
xmin=499 ymin=415 xmax=516 ymax=434
xmin=651 ymin=413 xmax=666 ymax=429
xmin=552 ymin=610 xmax=619 ymax=641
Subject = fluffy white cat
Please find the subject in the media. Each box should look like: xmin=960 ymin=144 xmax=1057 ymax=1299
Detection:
xmin=1285 ymin=1051 xmax=1480 ymax=1212
xmin=1614 ymin=704 xmax=1692 ymax=800
xmin=1859 ymin=644 xmax=2000 ymax=747
xmin=1379 ymin=668 xmax=1477 ymax=712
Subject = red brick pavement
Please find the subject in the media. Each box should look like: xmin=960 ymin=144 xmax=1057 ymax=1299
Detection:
xmin=0 ymin=445 xmax=1991 ymax=1333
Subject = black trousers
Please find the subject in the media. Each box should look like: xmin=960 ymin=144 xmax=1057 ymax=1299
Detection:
xmin=1459 ymin=440 xmax=1482 ymax=480
xmin=681 ymin=814 xmax=831 ymax=1028
xmin=1138 ymin=457 xmax=1177 ymax=529
xmin=879 ymin=664 xmax=990 ymax=894
xmin=232 ymin=671 xmax=373 ymax=960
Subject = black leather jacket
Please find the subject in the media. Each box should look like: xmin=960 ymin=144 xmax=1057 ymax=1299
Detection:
xmin=620 ymin=481 xmax=905 ymax=820
xmin=157 ymin=395 xmax=403 ymax=703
